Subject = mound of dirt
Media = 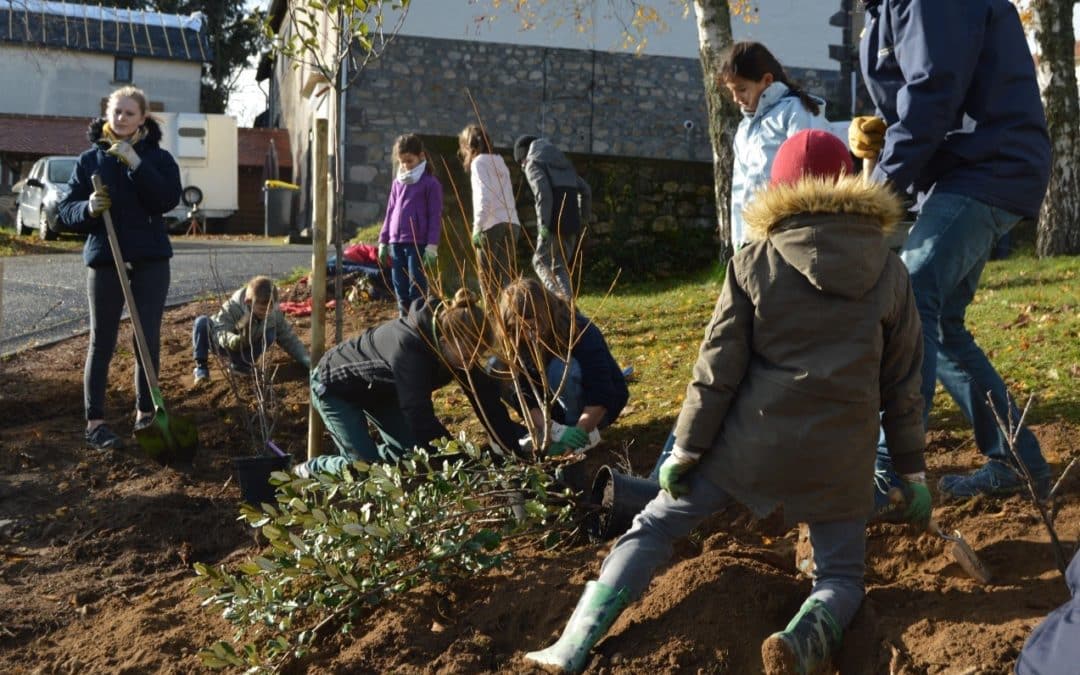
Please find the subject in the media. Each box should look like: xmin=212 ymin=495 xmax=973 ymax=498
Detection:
xmin=0 ymin=294 xmax=1076 ymax=674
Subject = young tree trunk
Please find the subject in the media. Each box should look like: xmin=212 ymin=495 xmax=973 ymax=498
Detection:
xmin=1032 ymin=0 xmax=1080 ymax=256
xmin=693 ymin=0 xmax=739 ymax=263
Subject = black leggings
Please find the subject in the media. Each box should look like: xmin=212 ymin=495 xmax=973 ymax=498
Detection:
xmin=84 ymin=259 xmax=170 ymax=420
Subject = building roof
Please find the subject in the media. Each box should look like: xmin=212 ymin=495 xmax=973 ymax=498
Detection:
xmin=238 ymin=127 xmax=292 ymax=169
xmin=0 ymin=0 xmax=210 ymax=63
xmin=0 ymin=113 xmax=89 ymax=156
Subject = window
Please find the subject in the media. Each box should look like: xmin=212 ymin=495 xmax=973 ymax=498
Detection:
xmin=114 ymin=56 xmax=133 ymax=83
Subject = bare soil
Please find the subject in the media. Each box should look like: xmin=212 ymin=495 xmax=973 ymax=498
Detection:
xmin=0 ymin=294 xmax=1076 ymax=674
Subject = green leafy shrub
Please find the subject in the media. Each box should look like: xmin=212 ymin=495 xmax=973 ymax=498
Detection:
xmin=194 ymin=437 xmax=574 ymax=671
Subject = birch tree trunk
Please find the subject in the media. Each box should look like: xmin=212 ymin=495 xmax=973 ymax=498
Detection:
xmin=1031 ymin=0 xmax=1080 ymax=256
xmin=693 ymin=0 xmax=739 ymax=263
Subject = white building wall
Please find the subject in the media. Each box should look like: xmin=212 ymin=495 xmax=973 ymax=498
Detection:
xmin=0 ymin=45 xmax=201 ymax=116
xmin=399 ymin=0 xmax=842 ymax=70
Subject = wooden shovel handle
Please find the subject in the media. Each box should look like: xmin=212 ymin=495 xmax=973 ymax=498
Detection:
xmin=862 ymin=156 xmax=877 ymax=182
xmin=91 ymin=173 xmax=161 ymax=395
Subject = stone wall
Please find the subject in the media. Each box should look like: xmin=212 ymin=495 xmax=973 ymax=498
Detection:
xmin=343 ymin=35 xmax=843 ymax=234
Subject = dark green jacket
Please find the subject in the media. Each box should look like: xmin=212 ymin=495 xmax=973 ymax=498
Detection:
xmin=674 ymin=176 xmax=925 ymax=523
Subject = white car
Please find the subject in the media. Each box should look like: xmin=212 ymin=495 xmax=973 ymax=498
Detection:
xmin=14 ymin=156 xmax=78 ymax=240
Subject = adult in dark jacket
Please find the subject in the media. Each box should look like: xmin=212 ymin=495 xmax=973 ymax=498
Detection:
xmin=852 ymin=0 xmax=1052 ymax=502
xmin=513 ymin=136 xmax=592 ymax=298
xmin=497 ymin=277 xmax=628 ymax=456
xmin=58 ymin=86 xmax=181 ymax=451
xmin=302 ymin=290 xmax=525 ymax=475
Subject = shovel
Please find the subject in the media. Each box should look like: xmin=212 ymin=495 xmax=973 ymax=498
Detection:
xmin=91 ymin=174 xmax=198 ymax=464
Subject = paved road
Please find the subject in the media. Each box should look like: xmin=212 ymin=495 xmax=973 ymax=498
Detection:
xmin=0 ymin=240 xmax=313 ymax=356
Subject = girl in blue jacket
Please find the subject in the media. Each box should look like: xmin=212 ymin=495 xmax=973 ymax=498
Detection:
xmin=498 ymin=278 xmax=628 ymax=456
xmin=723 ymin=41 xmax=828 ymax=250
xmin=58 ymin=86 xmax=182 ymax=451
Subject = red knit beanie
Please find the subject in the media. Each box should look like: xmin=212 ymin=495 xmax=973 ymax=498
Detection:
xmin=770 ymin=129 xmax=854 ymax=186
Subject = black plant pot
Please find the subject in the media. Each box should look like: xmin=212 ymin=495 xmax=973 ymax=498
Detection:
xmin=232 ymin=455 xmax=291 ymax=506
xmin=585 ymin=465 xmax=662 ymax=542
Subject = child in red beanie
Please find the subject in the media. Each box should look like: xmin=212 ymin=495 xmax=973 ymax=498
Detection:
xmin=524 ymin=129 xmax=927 ymax=675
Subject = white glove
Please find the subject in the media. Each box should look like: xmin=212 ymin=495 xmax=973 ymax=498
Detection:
xmin=423 ymin=244 xmax=438 ymax=265
xmin=107 ymin=141 xmax=142 ymax=171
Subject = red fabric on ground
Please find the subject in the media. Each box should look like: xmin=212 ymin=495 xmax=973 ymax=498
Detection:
xmin=279 ymin=299 xmax=336 ymax=317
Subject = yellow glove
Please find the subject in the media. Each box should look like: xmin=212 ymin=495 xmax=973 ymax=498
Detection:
xmin=107 ymin=141 xmax=142 ymax=171
xmin=848 ymin=116 xmax=887 ymax=159
xmin=88 ymin=184 xmax=111 ymax=217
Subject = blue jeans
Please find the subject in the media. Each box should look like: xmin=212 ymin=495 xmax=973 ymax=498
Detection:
xmin=85 ymin=260 xmax=170 ymax=420
xmin=192 ymin=315 xmax=274 ymax=368
xmin=598 ymin=469 xmax=866 ymax=629
xmin=390 ymin=243 xmax=428 ymax=315
xmin=546 ymin=357 xmax=584 ymax=424
xmin=876 ymin=192 xmax=1047 ymax=477
xmin=308 ymin=369 xmax=417 ymax=465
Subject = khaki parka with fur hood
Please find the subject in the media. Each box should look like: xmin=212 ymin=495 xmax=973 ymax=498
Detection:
xmin=673 ymin=176 xmax=925 ymax=524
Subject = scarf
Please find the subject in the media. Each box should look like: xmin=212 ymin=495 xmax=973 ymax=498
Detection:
xmin=397 ymin=160 xmax=427 ymax=185
xmin=100 ymin=121 xmax=147 ymax=147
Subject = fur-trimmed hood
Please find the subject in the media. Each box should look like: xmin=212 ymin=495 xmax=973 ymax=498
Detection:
xmin=742 ymin=176 xmax=905 ymax=299
xmin=86 ymin=116 xmax=164 ymax=147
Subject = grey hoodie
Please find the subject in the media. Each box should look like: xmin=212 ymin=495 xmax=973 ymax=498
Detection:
xmin=523 ymin=138 xmax=592 ymax=236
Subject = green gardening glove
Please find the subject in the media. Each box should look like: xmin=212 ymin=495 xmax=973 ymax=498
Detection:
xmin=471 ymin=229 xmax=485 ymax=248
xmin=423 ymin=244 xmax=438 ymax=265
xmin=902 ymin=476 xmax=932 ymax=529
xmin=546 ymin=441 xmax=572 ymax=457
xmin=558 ymin=425 xmax=590 ymax=451
xmin=658 ymin=446 xmax=700 ymax=499
xmin=224 ymin=332 xmax=243 ymax=352
xmin=378 ymin=243 xmax=390 ymax=266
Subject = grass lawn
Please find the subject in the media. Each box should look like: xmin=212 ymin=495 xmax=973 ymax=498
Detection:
xmin=439 ymin=247 xmax=1080 ymax=451
xmin=0 ymin=226 xmax=85 ymax=256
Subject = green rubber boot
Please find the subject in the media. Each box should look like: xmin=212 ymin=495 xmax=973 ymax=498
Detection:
xmin=524 ymin=580 xmax=630 ymax=673
xmin=761 ymin=598 xmax=842 ymax=675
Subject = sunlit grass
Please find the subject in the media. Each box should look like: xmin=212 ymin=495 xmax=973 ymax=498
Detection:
xmin=435 ymin=248 xmax=1080 ymax=456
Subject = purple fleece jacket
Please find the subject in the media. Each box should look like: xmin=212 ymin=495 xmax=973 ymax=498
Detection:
xmin=378 ymin=173 xmax=443 ymax=246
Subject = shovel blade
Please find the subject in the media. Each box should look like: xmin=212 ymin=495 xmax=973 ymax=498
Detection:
xmin=134 ymin=409 xmax=199 ymax=465
xmin=946 ymin=535 xmax=993 ymax=584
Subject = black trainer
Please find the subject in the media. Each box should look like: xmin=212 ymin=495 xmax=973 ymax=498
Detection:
xmin=86 ymin=424 xmax=124 ymax=451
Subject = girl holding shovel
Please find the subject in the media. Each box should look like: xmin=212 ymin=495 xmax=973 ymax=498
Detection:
xmin=58 ymin=86 xmax=181 ymax=451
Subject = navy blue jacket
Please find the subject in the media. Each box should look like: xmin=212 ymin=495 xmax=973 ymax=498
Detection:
xmin=860 ymin=0 xmax=1050 ymax=218
xmin=1016 ymin=548 xmax=1080 ymax=674
xmin=58 ymin=117 xmax=181 ymax=267
xmin=315 ymin=298 xmax=526 ymax=453
xmin=517 ymin=314 xmax=628 ymax=429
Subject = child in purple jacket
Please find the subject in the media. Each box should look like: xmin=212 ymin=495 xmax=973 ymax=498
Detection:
xmin=377 ymin=134 xmax=444 ymax=315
